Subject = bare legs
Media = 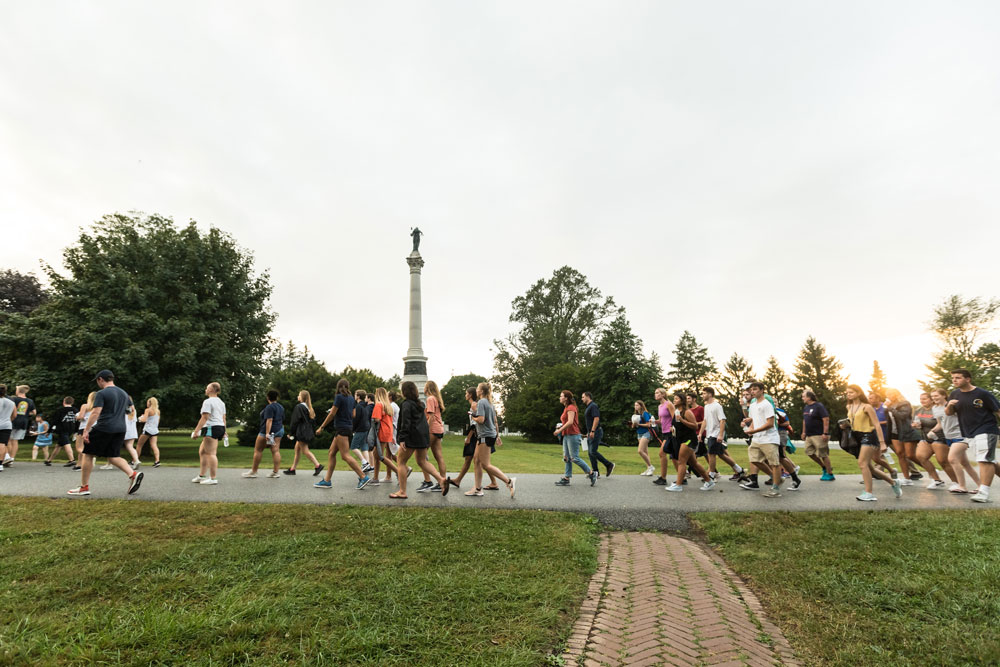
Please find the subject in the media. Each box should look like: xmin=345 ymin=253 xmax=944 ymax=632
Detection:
xmin=948 ymin=441 xmax=980 ymax=491
xmin=289 ymin=440 xmax=320 ymax=471
xmin=637 ymin=436 xmax=652 ymax=469
xmin=859 ymin=446 xmax=894 ymax=493
xmin=396 ymin=446 xmax=446 ymax=497
xmin=80 ymin=453 xmax=133 ymax=487
xmin=250 ymin=435 xmax=281 ymax=474
xmin=675 ymin=443 xmax=709 ymax=485
xmin=473 ymin=442 xmax=510 ymax=491
xmin=199 ymin=438 xmax=219 ymax=480
xmin=323 ymin=435 xmax=366 ymax=484
xmin=136 ymin=434 xmax=160 ymax=463
xmin=123 ymin=439 xmax=139 ymax=465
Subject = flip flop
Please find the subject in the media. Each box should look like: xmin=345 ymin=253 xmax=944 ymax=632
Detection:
xmin=389 ymin=492 xmax=407 ymax=499
xmin=484 ymin=485 xmax=500 ymax=491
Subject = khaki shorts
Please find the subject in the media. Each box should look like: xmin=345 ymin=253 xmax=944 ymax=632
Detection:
xmin=748 ymin=442 xmax=780 ymax=466
xmin=804 ymin=435 xmax=829 ymax=458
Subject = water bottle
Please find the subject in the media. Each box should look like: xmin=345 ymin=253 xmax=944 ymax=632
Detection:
xmin=223 ymin=435 xmax=230 ymax=447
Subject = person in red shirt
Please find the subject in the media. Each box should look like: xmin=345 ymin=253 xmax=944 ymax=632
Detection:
xmin=553 ymin=390 xmax=597 ymax=487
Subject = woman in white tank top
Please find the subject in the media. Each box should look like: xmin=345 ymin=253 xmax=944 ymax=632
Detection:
xmin=136 ymin=397 xmax=162 ymax=467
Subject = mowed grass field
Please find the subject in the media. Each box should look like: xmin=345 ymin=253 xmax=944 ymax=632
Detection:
xmin=693 ymin=510 xmax=1000 ymax=667
xmin=21 ymin=431 xmax=861 ymax=476
xmin=0 ymin=497 xmax=599 ymax=666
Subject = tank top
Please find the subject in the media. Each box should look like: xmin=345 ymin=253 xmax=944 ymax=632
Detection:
xmin=144 ymin=414 xmax=160 ymax=434
xmin=849 ymin=403 xmax=875 ymax=433
xmin=674 ymin=408 xmax=697 ymax=443
xmin=657 ymin=402 xmax=673 ymax=433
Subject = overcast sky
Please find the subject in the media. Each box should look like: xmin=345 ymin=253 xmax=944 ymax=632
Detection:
xmin=3 ymin=1 xmax=999 ymax=401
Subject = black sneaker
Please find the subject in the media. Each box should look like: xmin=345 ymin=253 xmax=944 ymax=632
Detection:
xmin=127 ymin=471 xmax=144 ymax=495
xmin=790 ymin=479 xmax=802 ymax=490
xmin=430 ymin=483 xmax=443 ymax=492
xmin=555 ymin=478 xmax=570 ymax=486
xmin=739 ymin=480 xmax=759 ymax=490
xmin=653 ymin=477 xmax=667 ymax=486
xmin=416 ymin=481 xmax=434 ymax=493
xmin=681 ymin=478 xmax=688 ymax=485
xmin=283 ymin=469 xmax=296 ymax=475
xmin=44 ymin=461 xmax=52 ymax=466
xmin=589 ymin=471 xmax=597 ymax=487
xmin=605 ymin=462 xmax=615 ymax=477
xmin=72 ymin=466 xmax=82 ymax=471
xmin=313 ymin=464 xmax=324 ymax=477
xmin=64 ymin=461 xmax=77 ymax=467
xmin=152 ymin=461 xmax=161 ymax=468
xmin=910 ymin=472 xmax=923 ymax=480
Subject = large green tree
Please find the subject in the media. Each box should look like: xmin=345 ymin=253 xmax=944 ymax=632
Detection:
xmin=925 ymin=295 xmax=1000 ymax=391
xmin=793 ymin=336 xmax=847 ymax=436
xmin=761 ymin=356 xmax=799 ymax=428
xmin=0 ymin=213 xmax=274 ymax=425
xmin=0 ymin=269 xmax=47 ymax=318
xmin=502 ymin=363 xmax=589 ymax=441
xmin=665 ymin=331 xmax=717 ymax=392
xmin=717 ymin=353 xmax=754 ymax=437
xmin=441 ymin=373 xmax=487 ymax=432
xmin=587 ymin=314 xmax=663 ymax=445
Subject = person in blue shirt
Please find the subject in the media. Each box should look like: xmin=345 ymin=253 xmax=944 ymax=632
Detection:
xmin=314 ymin=379 xmax=371 ymax=490
xmin=631 ymin=400 xmax=656 ymax=476
xmin=30 ymin=414 xmax=53 ymax=463
xmin=244 ymin=390 xmax=285 ymax=479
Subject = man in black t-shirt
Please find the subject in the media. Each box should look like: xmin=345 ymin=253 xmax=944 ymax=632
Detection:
xmin=6 ymin=385 xmax=36 ymax=465
xmin=582 ymin=392 xmax=615 ymax=477
xmin=46 ymin=396 xmax=79 ymax=466
xmin=68 ymin=370 xmax=143 ymax=497
xmin=946 ymin=369 xmax=1000 ymax=504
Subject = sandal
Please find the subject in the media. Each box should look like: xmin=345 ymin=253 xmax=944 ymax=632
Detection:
xmin=447 ymin=477 xmax=460 ymax=488
xmin=389 ymin=492 xmax=407 ymax=499
xmin=441 ymin=479 xmax=451 ymax=496
xmin=465 ymin=488 xmax=484 ymax=497
xmin=484 ymin=485 xmax=500 ymax=491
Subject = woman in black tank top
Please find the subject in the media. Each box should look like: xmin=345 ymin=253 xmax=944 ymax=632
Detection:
xmin=673 ymin=393 xmax=698 ymax=446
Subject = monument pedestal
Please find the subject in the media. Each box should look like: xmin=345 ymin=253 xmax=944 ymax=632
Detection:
xmin=402 ymin=251 xmax=428 ymax=396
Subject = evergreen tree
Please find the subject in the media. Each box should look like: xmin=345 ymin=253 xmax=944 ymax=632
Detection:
xmin=762 ymin=356 xmax=799 ymax=428
xmin=869 ymin=361 xmax=887 ymax=396
xmin=718 ymin=353 xmax=754 ymax=435
xmin=793 ymin=336 xmax=848 ymax=436
xmin=665 ymin=331 xmax=717 ymax=392
xmin=587 ymin=314 xmax=663 ymax=444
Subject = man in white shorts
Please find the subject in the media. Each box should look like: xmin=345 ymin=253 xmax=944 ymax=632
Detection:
xmin=946 ymin=369 xmax=1000 ymax=503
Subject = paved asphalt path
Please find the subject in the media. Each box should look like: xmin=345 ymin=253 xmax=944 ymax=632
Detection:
xmin=1 ymin=463 xmax=994 ymax=530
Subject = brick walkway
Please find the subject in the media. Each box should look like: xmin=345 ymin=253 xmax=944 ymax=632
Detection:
xmin=565 ymin=533 xmax=800 ymax=667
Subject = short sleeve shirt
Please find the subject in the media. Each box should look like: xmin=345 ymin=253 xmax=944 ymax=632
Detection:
xmin=584 ymin=402 xmax=600 ymax=432
xmin=949 ymin=387 xmax=1000 ymax=437
xmin=426 ymin=396 xmax=444 ymax=434
xmin=636 ymin=411 xmax=652 ymax=437
xmin=703 ymin=402 xmax=726 ymax=439
xmin=802 ymin=402 xmax=829 ymax=436
xmin=259 ymin=402 xmax=284 ymax=434
xmin=12 ymin=397 xmax=35 ymax=430
xmin=93 ymin=386 xmax=130 ymax=433
xmin=333 ymin=394 xmax=356 ymax=431
xmin=691 ymin=405 xmax=705 ymax=426
xmin=561 ymin=406 xmax=581 ymax=436
xmin=373 ymin=403 xmax=393 ymax=442
xmin=750 ymin=399 xmax=780 ymax=445
xmin=475 ymin=399 xmax=497 ymax=438
xmin=201 ymin=396 xmax=227 ymax=427
xmin=0 ymin=397 xmax=14 ymax=430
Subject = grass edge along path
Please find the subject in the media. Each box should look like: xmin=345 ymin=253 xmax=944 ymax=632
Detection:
xmin=692 ymin=509 xmax=1000 ymax=667
xmin=0 ymin=498 xmax=600 ymax=666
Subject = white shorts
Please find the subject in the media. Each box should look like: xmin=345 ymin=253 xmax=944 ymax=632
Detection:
xmin=972 ymin=433 xmax=998 ymax=463
xmin=11 ymin=429 xmax=26 ymax=440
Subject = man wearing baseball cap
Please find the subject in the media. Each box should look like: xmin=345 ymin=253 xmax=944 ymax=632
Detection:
xmin=68 ymin=370 xmax=144 ymax=496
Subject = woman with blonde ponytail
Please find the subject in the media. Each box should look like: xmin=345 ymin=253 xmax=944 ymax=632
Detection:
xmin=136 ymin=397 xmax=161 ymax=467
xmin=285 ymin=390 xmax=324 ymax=476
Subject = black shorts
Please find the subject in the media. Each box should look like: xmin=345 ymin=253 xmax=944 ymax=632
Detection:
xmin=84 ymin=429 xmax=125 ymax=458
xmin=479 ymin=435 xmax=498 ymax=451
xmin=58 ymin=432 xmax=73 ymax=446
xmin=660 ymin=433 xmax=679 ymax=460
xmin=463 ymin=434 xmax=479 ymax=457
xmin=335 ymin=428 xmax=353 ymax=438
xmin=201 ymin=425 xmax=226 ymax=440
xmin=707 ymin=437 xmax=727 ymax=456
xmin=0 ymin=429 xmax=10 ymax=445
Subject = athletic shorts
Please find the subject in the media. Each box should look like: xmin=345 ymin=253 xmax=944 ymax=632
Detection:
xmin=971 ymin=433 xmax=998 ymax=463
xmin=945 ymin=438 xmax=966 ymax=447
xmin=480 ymin=435 xmax=498 ymax=450
xmin=430 ymin=432 xmax=444 ymax=441
xmin=350 ymin=432 xmax=370 ymax=451
xmin=58 ymin=432 xmax=73 ymax=446
xmin=804 ymin=435 xmax=829 ymax=458
xmin=11 ymin=429 xmax=26 ymax=441
xmin=201 ymin=425 xmax=226 ymax=440
xmin=748 ymin=442 xmax=779 ymax=466
xmin=84 ymin=429 xmax=124 ymax=458
xmin=707 ymin=437 xmax=727 ymax=456
xmin=853 ymin=430 xmax=880 ymax=448
xmin=335 ymin=428 xmax=353 ymax=439
xmin=0 ymin=429 xmax=10 ymax=445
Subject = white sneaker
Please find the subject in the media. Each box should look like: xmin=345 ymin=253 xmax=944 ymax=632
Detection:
xmin=100 ymin=464 xmax=114 ymax=470
xmin=926 ymin=479 xmax=945 ymax=490
xmin=856 ymin=491 xmax=877 ymax=502
xmin=665 ymin=482 xmax=683 ymax=492
xmin=200 ymin=478 xmax=218 ymax=485
xmin=898 ymin=478 xmax=913 ymax=486
xmin=709 ymin=471 xmax=720 ymax=480
xmin=2 ymin=455 xmax=12 ymax=464
xmin=641 ymin=465 xmax=655 ymax=476
xmin=191 ymin=475 xmax=206 ymax=483
xmin=700 ymin=480 xmax=716 ymax=491
xmin=0 ymin=464 xmax=4 ymax=472
xmin=971 ymin=491 xmax=991 ymax=503
xmin=242 ymin=471 xmax=258 ymax=478
xmin=267 ymin=471 xmax=280 ymax=479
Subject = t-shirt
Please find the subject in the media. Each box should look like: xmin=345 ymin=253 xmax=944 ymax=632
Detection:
xmin=933 ymin=404 xmax=962 ymax=440
xmin=776 ymin=408 xmax=790 ymax=432
xmin=34 ymin=421 xmax=52 ymax=444
xmin=92 ymin=386 xmax=131 ymax=434
xmin=201 ymin=396 xmax=227 ymax=427
xmin=703 ymin=402 xmax=726 ymax=439
xmin=352 ymin=400 xmax=370 ymax=433
xmin=0 ymin=397 xmax=16 ymax=430
xmin=750 ymin=399 xmax=780 ymax=445
xmin=636 ymin=411 xmax=652 ymax=437
xmin=259 ymin=402 xmax=284 ymax=434
xmin=390 ymin=402 xmax=399 ymax=441
xmin=874 ymin=405 xmax=888 ymax=439
xmin=561 ymin=405 xmax=581 ymax=436
xmin=333 ymin=394 xmax=355 ymax=431
xmin=949 ymin=387 xmax=1000 ymax=437
xmin=53 ymin=406 xmax=77 ymax=434
xmin=802 ymin=402 xmax=829 ymax=436
xmin=475 ymin=399 xmax=497 ymax=438
xmin=372 ymin=402 xmax=393 ymax=443
xmin=12 ymin=397 xmax=35 ymax=430
xmin=691 ymin=404 xmax=705 ymax=427
xmin=425 ymin=396 xmax=444 ymax=434
xmin=584 ymin=402 xmax=600 ymax=433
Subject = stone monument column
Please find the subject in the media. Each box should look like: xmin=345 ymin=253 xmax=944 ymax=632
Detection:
xmin=402 ymin=235 xmax=428 ymax=394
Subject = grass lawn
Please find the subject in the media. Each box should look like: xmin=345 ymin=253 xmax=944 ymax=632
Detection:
xmin=692 ymin=510 xmax=1000 ymax=666
xmin=0 ymin=498 xmax=598 ymax=666
xmin=17 ymin=432 xmax=860 ymax=476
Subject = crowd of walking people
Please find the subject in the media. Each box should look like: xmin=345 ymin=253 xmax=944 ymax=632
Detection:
xmin=1 ymin=368 xmax=998 ymax=504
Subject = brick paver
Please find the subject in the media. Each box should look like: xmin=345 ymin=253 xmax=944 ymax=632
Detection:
xmin=564 ymin=533 xmax=800 ymax=667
